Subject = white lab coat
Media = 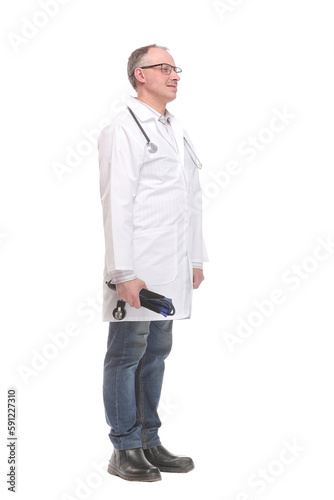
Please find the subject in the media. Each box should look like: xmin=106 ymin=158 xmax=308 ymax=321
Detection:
xmin=99 ymin=96 xmax=208 ymax=321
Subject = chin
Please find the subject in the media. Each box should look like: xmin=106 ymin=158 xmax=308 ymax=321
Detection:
xmin=167 ymin=93 xmax=177 ymax=102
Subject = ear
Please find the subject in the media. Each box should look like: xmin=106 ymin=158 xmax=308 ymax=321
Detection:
xmin=134 ymin=67 xmax=146 ymax=86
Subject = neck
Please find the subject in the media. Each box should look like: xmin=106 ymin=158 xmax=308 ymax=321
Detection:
xmin=136 ymin=93 xmax=166 ymax=115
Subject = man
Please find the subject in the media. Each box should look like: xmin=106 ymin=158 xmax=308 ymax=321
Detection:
xmin=98 ymin=44 xmax=208 ymax=482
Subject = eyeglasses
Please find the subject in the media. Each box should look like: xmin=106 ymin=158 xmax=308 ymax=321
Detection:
xmin=139 ymin=63 xmax=182 ymax=75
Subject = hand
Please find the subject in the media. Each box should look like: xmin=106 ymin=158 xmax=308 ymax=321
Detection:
xmin=116 ymin=278 xmax=148 ymax=309
xmin=193 ymin=268 xmax=204 ymax=289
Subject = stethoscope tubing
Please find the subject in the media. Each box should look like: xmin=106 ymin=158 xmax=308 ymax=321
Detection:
xmin=127 ymin=106 xmax=150 ymax=143
xmin=127 ymin=106 xmax=202 ymax=168
xmin=183 ymin=136 xmax=202 ymax=169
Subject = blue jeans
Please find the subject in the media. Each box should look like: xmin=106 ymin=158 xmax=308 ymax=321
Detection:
xmin=103 ymin=320 xmax=173 ymax=450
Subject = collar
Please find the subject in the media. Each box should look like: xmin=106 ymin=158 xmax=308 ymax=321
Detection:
xmin=127 ymin=96 xmax=174 ymax=123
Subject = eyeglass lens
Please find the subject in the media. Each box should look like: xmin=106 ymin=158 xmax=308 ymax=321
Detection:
xmin=161 ymin=64 xmax=182 ymax=74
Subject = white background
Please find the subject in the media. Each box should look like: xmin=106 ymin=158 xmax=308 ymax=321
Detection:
xmin=1 ymin=1 xmax=334 ymax=499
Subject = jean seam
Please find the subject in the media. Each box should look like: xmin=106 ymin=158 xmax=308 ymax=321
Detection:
xmin=115 ymin=323 xmax=129 ymax=437
xmin=138 ymin=351 xmax=147 ymax=447
xmin=139 ymin=353 xmax=146 ymax=425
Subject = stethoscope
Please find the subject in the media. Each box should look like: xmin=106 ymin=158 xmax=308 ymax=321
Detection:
xmin=127 ymin=106 xmax=202 ymax=169
xmin=106 ymin=281 xmax=175 ymax=320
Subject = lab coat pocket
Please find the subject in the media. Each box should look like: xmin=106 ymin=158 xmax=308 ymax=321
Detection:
xmin=132 ymin=225 xmax=177 ymax=286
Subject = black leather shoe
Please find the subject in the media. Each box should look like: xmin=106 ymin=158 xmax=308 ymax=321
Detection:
xmin=144 ymin=445 xmax=195 ymax=473
xmin=108 ymin=447 xmax=161 ymax=482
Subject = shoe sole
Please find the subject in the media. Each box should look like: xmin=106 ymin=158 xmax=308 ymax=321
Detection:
xmin=108 ymin=464 xmax=162 ymax=482
xmin=155 ymin=464 xmax=195 ymax=473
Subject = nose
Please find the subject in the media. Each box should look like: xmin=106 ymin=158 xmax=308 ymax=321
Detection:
xmin=171 ymin=69 xmax=181 ymax=81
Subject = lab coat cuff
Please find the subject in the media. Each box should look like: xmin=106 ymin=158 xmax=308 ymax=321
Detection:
xmin=110 ymin=270 xmax=138 ymax=284
xmin=192 ymin=262 xmax=203 ymax=270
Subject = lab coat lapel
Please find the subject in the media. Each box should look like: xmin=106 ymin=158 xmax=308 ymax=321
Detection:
xmin=169 ymin=116 xmax=186 ymax=175
xmin=127 ymin=97 xmax=177 ymax=152
xmin=127 ymin=97 xmax=187 ymax=182
xmin=154 ymin=121 xmax=174 ymax=153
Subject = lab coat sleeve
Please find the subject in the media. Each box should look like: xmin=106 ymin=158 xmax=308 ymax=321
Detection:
xmin=99 ymin=122 xmax=143 ymax=274
xmin=191 ymin=178 xmax=209 ymax=265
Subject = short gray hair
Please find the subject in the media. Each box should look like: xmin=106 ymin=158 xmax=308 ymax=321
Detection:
xmin=127 ymin=44 xmax=169 ymax=90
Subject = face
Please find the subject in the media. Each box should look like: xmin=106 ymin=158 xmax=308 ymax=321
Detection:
xmin=135 ymin=47 xmax=181 ymax=104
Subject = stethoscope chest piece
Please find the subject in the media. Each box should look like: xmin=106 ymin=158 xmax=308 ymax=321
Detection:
xmin=113 ymin=300 xmax=126 ymax=320
xmin=147 ymin=142 xmax=158 ymax=153
xmin=106 ymin=280 xmax=127 ymax=320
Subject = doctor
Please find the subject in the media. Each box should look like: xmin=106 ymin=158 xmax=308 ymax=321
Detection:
xmin=99 ymin=44 xmax=208 ymax=482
